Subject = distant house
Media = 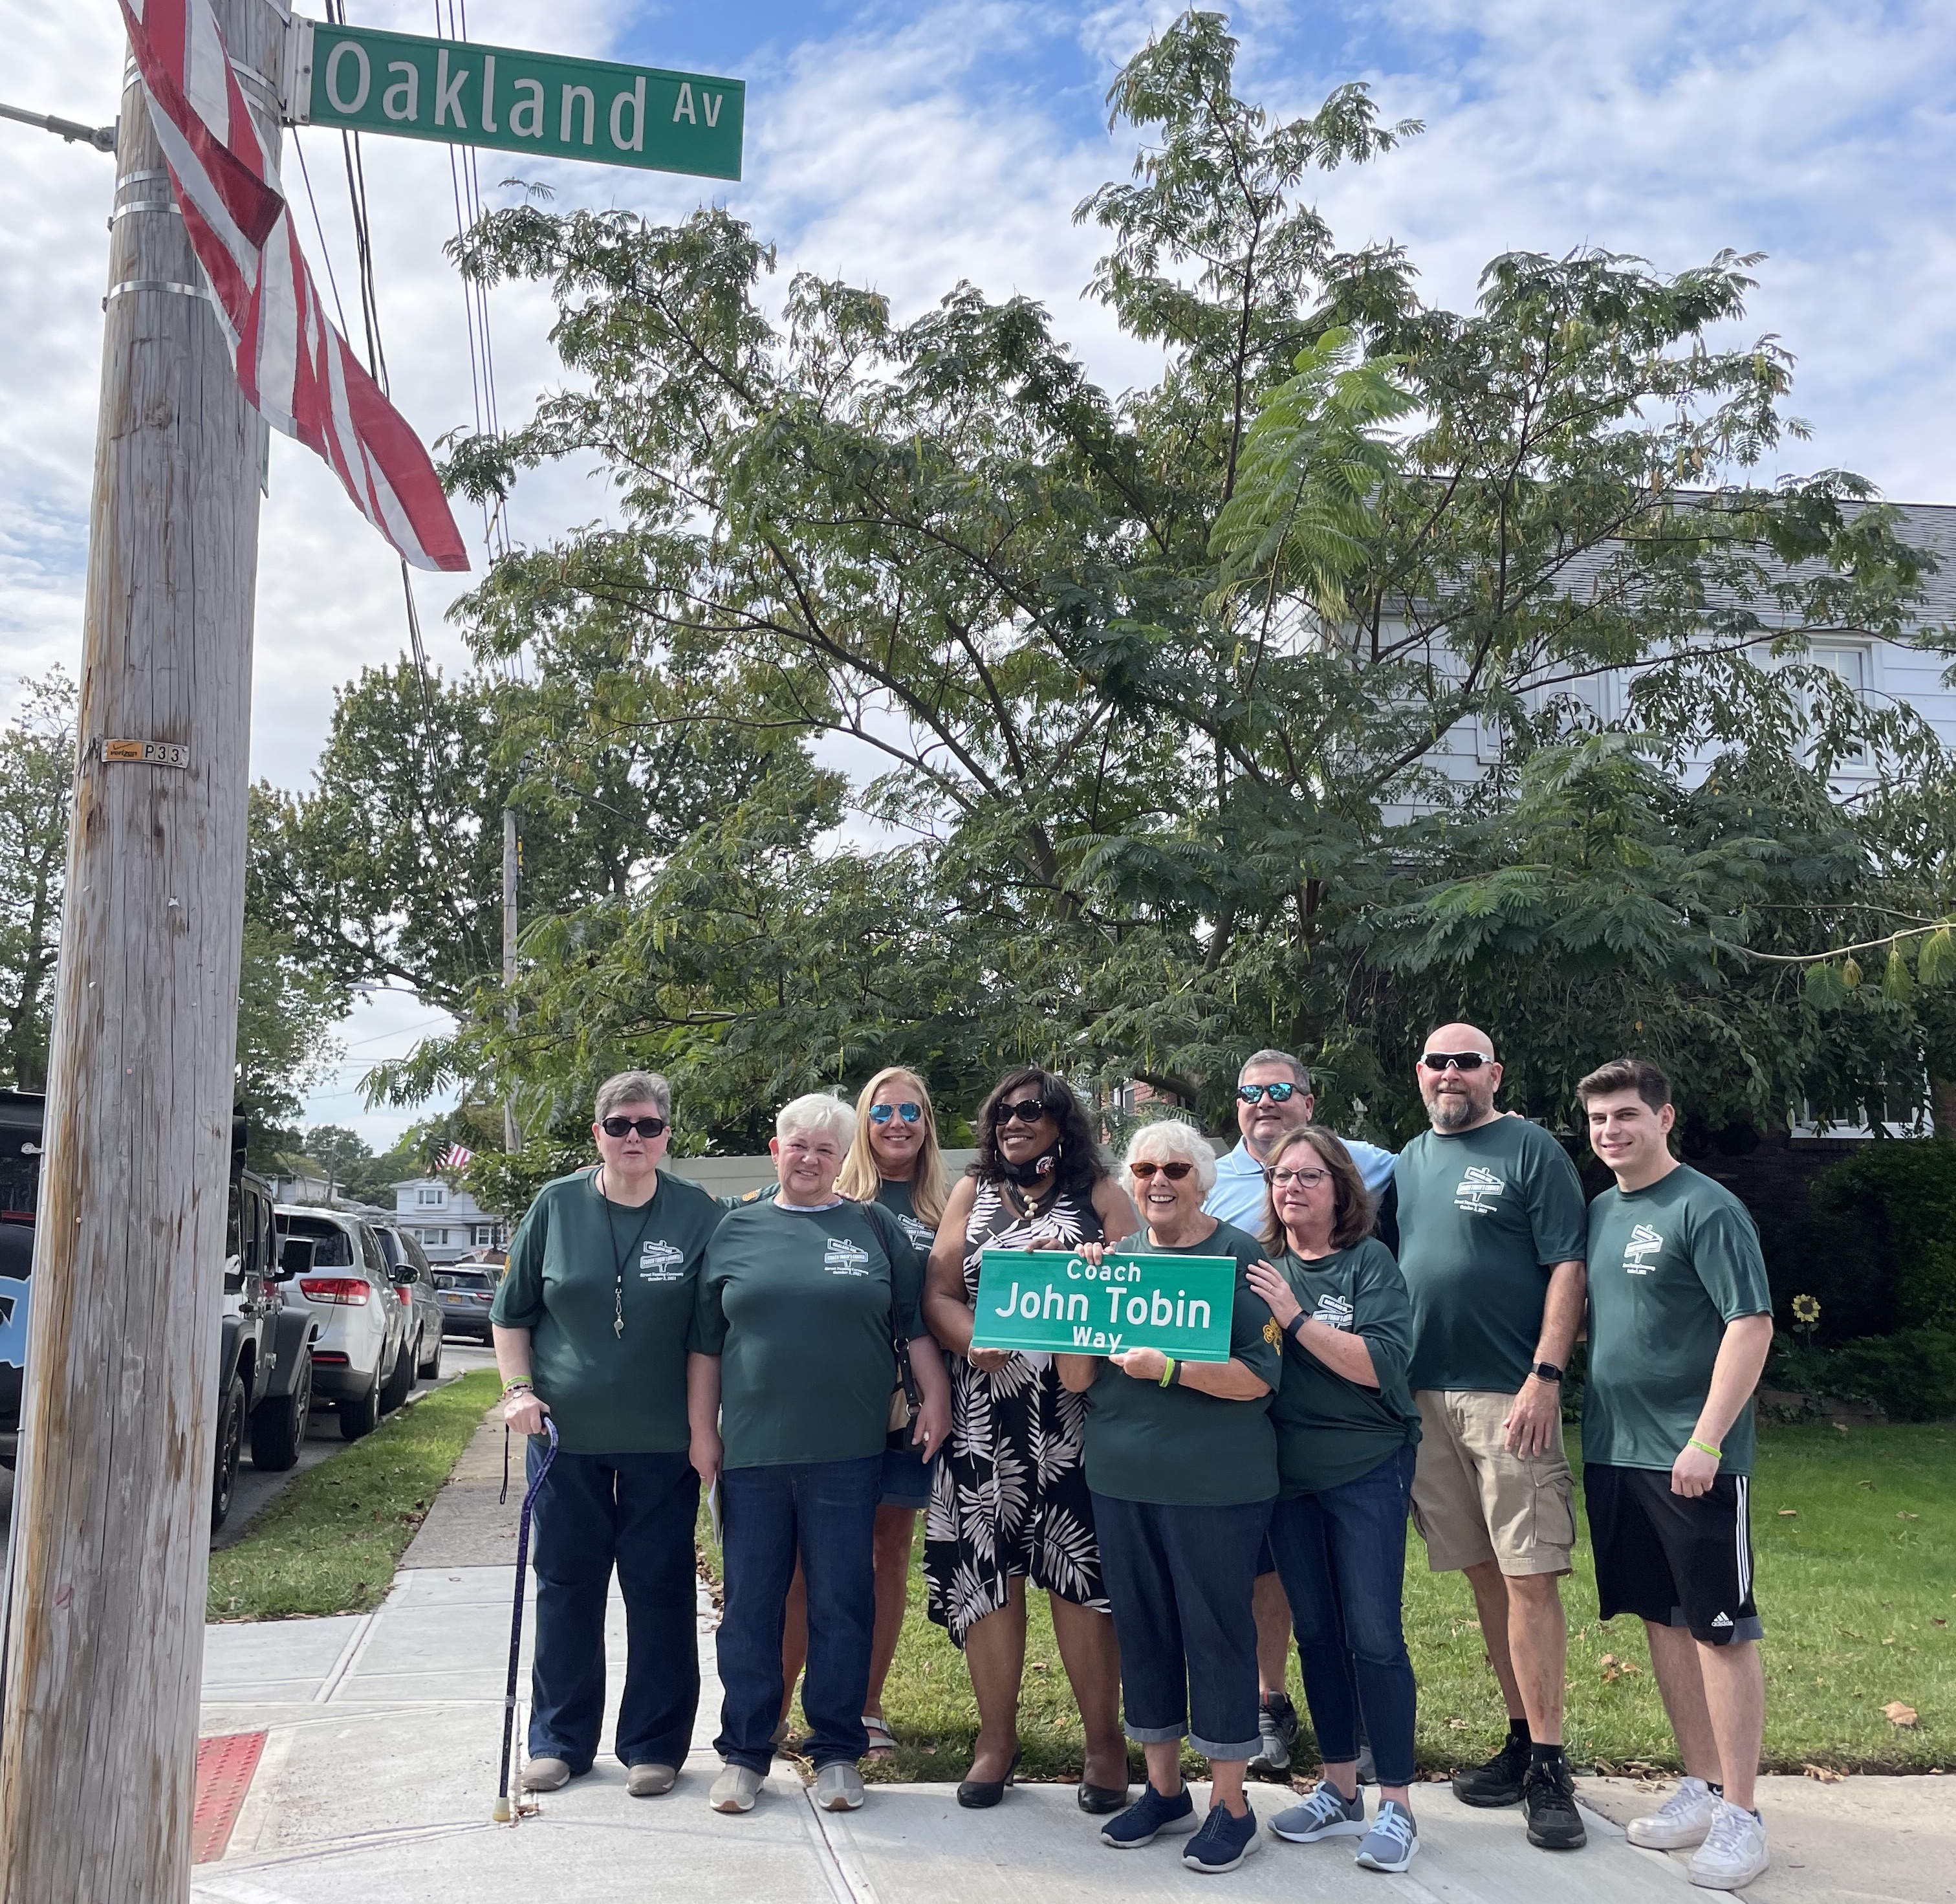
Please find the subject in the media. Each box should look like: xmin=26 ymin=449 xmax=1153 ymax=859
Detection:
xmin=392 ymin=1177 xmax=508 ymax=1264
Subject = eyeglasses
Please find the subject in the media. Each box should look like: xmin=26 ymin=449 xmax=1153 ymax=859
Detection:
xmin=1237 ymin=1082 xmax=1298 ymax=1104
xmin=1129 ymin=1160 xmax=1193 ymax=1180
xmin=1420 ymin=1051 xmax=1490 ymax=1073
xmin=995 ymin=1098 xmax=1051 ymax=1126
xmin=600 ymin=1115 xmax=669 ymax=1139
xmin=1266 ymin=1166 xmax=1331 ymax=1189
xmin=869 ymin=1102 xmax=924 ymax=1126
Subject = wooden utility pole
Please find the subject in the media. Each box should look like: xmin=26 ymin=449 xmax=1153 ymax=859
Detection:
xmin=0 ymin=3 xmax=279 ymax=1897
xmin=501 ymin=803 xmax=522 ymax=1152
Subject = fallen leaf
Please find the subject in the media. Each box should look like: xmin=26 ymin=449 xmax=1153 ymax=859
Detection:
xmin=1777 ymin=1508 xmax=1799 ymax=1518
xmin=1933 ymin=1619 xmax=1947 ymax=1629
xmin=1898 ymin=1511 xmax=1920 ymax=1522
xmin=1600 ymin=1653 xmax=1641 ymax=1683
xmin=1884 ymin=1702 xmax=1919 ymax=1727
xmin=1802 ymin=1763 xmax=1846 ymax=1783
xmin=1858 ymin=1480 xmax=1874 ymax=1490
xmin=1447 ymin=1718 xmax=1470 ymax=1731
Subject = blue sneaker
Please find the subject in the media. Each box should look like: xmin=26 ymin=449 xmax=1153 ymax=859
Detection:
xmin=1270 ymin=1782 xmax=1367 ymax=1842
xmin=1184 ymin=1802 xmax=1263 ymax=1874
xmin=1100 ymin=1781 xmax=1198 ymax=1848
xmin=1354 ymin=1799 xmax=1419 ymax=1874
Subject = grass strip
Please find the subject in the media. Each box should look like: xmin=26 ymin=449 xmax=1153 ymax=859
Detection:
xmin=207 ymin=1370 xmax=498 ymax=1622
xmin=701 ymin=1420 xmax=1956 ymax=1779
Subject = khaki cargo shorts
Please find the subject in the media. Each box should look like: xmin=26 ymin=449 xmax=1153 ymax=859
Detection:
xmin=1409 ymin=1388 xmax=1575 ymax=1577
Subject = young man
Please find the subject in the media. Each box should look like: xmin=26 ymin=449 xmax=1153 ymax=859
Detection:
xmin=1204 ymin=1049 xmax=1395 ymax=1776
xmin=1394 ymin=1024 xmax=1589 ymax=1851
xmin=1578 ymin=1058 xmax=1774 ymax=1892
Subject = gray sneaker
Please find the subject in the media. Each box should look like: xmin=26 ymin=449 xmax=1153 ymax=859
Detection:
xmin=710 ymin=1763 xmax=766 ymax=1813
xmin=521 ymin=1756 xmax=572 ymax=1792
xmin=1354 ymin=1799 xmax=1420 ymax=1874
xmin=1627 ymin=1776 xmax=1719 ymax=1850
xmin=627 ymin=1762 xmax=678 ymax=1797
xmin=1248 ymin=1692 xmax=1299 ymax=1775
xmin=1687 ymin=1802 xmax=1768 ymax=1890
xmin=816 ymin=1763 xmax=866 ymax=1811
xmin=1270 ymin=1783 xmax=1367 ymax=1843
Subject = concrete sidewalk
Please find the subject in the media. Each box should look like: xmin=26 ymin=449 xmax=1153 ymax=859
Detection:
xmin=192 ymin=1414 xmax=1952 ymax=1904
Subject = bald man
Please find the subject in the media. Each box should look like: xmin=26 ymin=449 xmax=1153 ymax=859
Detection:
xmin=1394 ymin=1025 xmax=1589 ymax=1853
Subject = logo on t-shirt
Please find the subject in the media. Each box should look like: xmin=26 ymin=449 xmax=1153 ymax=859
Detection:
xmin=824 ymin=1237 xmax=872 ymax=1276
xmin=1454 ymin=1166 xmax=1505 ymax=1214
xmin=1312 ymin=1292 xmax=1354 ymax=1331
xmin=898 ymin=1215 xmax=933 ymax=1249
xmin=637 ymin=1240 xmax=688 ymax=1283
xmin=1622 ymin=1223 xmax=1665 ymax=1275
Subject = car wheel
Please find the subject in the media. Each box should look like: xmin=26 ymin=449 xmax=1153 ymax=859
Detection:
xmin=249 ymin=1350 xmax=312 ymax=1471
xmin=211 ymin=1375 xmax=246 ymax=1531
xmin=339 ymin=1375 xmax=381 ymax=1441
xmin=378 ymin=1335 xmax=415 ymax=1413
xmin=419 ymin=1328 xmax=442 ymax=1381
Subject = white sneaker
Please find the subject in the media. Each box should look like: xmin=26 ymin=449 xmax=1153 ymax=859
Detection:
xmin=1688 ymin=1802 xmax=1769 ymax=1890
xmin=710 ymin=1763 xmax=766 ymax=1813
xmin=816 ymin=1763 xmax=866 ymax=1811
xmin=1627 ymin=1776 xmax=1719 ymax=1850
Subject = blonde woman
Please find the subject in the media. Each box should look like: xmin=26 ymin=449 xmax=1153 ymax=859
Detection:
xmin=780 ymin=1069 xmax=951 ymax=1756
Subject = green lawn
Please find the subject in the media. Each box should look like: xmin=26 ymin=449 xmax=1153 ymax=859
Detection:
xmin=714 ymin=1421 xmax=1955 ymax=1781
xmin=208 ymin=1371 xmax=497 ymax=1621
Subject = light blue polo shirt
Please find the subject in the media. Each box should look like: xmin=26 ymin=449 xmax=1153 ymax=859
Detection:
xmin=1204 ymin=1135 xmax=1397 ymax=1234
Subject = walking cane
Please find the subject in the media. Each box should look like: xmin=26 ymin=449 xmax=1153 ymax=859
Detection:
xmin=494 ymin=1414 xmax=558 ymax=1822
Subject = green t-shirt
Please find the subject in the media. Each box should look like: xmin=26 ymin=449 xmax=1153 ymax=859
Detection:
xmin=1583 ymin=1163 xmax=1772 ymax=1475
xmin=1395 ymin=1118 xmax=1589 ymax=1393
xmin=490 ymin=1167 xmax=721 ymax=1456
xmin=1080 ymin=1221 xmax=1281 ymax=1507
xmin=876 ymin=1177 xmax=938 ymax=1254
xmin=1268 ymin=1240 xmax=1422 ymax=1496
xmin=697 ymin=1197 xmax=926 ymax=1469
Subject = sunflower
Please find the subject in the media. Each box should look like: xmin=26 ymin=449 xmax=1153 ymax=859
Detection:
xmin=1792 ymin=1293 xmax=1821 ymax=1326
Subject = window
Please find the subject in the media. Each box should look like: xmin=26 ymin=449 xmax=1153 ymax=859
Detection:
xmin=421 ymin=1228 xmax=447 ymax=1247
xmin=1803 ymin=645 xmax=1871 ymax=767
xmin=416 ymin=1186 xmax=444 ymax=1207
xmin=472 ymin=1224 xmax=496 ymax=1247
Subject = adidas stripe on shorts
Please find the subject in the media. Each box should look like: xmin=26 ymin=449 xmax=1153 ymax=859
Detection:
xmin=1583 ymin=1464 xmax=1761 ymax=1645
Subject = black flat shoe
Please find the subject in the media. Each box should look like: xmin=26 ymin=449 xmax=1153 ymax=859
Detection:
xmin=1077 ymin=1782 xmax=1129 ymax=1814
xmin=957 ymin=1749 xmax=1022 ymax=1809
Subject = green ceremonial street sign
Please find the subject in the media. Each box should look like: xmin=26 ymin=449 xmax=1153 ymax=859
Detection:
xmin=970 ymin=1249 xmax=1237 ymax=1363
xmin=287 ymin=19 xmax=744 ymax=181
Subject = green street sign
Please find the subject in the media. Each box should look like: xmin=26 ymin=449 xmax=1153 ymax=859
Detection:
xmin=287 ymin=19 xmax=743 ymax=181
xmin=970 ymin=1249 xmax=1237 ymax=1363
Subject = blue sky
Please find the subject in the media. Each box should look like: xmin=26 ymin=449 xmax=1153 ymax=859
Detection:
xmin=5 ymin=0 xmax=1956 ymax=1141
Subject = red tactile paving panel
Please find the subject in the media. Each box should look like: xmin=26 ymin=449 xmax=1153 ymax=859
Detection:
xmin=193 ymin=1731 xmax=267 ymax=1864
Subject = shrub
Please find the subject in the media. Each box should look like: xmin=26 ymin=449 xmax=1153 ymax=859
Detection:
xmin=1768 ymin=1326 xmax=1956 ymax=1423
xmin=1806 ymin=1141 xmax=1956 ymax=1330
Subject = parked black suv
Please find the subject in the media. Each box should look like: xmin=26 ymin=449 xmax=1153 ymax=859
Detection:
xmin=0 ymin=1090 xmax=319 ymax=1530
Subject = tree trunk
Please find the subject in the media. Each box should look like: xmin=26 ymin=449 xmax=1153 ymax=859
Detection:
xmin=0 ymin=5 xmax=274 ymax=1898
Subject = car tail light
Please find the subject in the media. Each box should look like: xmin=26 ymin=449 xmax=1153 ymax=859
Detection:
xmin=311 ymin=1351 xmax=349 ymax=1366
xmin=395 ymin=1285 xmax=411 ymax=1307
xmin=299 ymin=1276 xmax=371 ymax=1306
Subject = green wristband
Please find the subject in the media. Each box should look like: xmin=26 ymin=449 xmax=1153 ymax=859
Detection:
xmin=1158 ymin=1356 xmax=1177 ymax=1389
xmin=1688 ymin=1438 xmax=1721 ymax=1459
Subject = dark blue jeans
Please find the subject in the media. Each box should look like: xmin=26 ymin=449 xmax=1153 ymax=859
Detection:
xmin=1264 ymin=1443 xmax=1418 ymax=1788
xmin=527 ymin=1445 xmax=701 ymax=1772
xmin=1091 ymin=1492 xmax=1270 ymax=1762
xmin=715 ymin=1454 xmax=881 ymax=1772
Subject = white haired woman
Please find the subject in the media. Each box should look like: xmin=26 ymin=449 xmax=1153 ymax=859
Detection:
xmin=492 ymin=1070 xmax=722 ymax=1800
xmin=1056 ymin=1117 xmax=1281 ymax=1876
xmin=691 ymin=1093 xmax=950 ymax=1817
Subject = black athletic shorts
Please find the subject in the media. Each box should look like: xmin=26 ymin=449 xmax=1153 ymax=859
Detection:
xmin=1583 ymin=1463 xmax=1762 ymax=1645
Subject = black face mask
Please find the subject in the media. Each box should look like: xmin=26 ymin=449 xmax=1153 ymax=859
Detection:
xmin=1002 ymin=1142 xmax=1061 ymax=1187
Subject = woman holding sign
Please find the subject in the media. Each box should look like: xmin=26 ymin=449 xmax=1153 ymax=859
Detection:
xmin=920 ymin=1068 xmax=1138 ymax=1812
xmin=1243 ymin=1127 xmax=1424 ymax=1876
xmin=1056 ymin=1117 xmax=1281 ymax=1876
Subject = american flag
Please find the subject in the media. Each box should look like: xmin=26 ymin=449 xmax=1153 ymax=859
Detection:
xmin=439 ymin=1144 xmax=475 ymax=1173
xmin=118 ymin=0 xmax=468 ymax=572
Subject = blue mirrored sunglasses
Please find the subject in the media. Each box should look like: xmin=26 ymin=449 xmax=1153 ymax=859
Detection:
xmin=869 ymin=1101 xmax=924 ymax=1125
xmin=1237 ymin=1082 xmax=1297 ymax=1104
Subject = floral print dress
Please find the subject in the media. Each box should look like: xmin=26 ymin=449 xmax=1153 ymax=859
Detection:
xmin=923 ymin=1178 xmax=1110 ymax=1645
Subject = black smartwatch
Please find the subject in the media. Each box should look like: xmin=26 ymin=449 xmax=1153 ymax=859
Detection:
xmin=1532 ymin=1361 xmax=1563 ymax=1384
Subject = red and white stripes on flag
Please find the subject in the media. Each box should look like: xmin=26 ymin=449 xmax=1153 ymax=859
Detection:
xmin=118 ymin=0 xmax=468 ymax=573
xmin=439 ymin=1144 xmax=475 ymax=1173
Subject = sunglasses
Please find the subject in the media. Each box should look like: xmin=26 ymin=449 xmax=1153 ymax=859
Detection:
xmin=1129 ymin=1160 xmax=1193 ymax=1180
xmin=600 ymin=1115 xmax=669 ymax=1139
xmin=995 ymin=1098 xmax=1052 ymax=1126
xmin=1420 ymin=1051 xmax=1490 ymax=1073
xmin=1267 ymin=1165 xmax=1331 ymax=1190
xmin=869 ymin=1102 xmax=924 ymax=1126
xmin=1237 ymin=1082 xmax=1298 ymax=1104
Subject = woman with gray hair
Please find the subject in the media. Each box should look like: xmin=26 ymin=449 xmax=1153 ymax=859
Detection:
xmin=692 ymin=1093 xmax=950 ymax=1817
xmin=1056 ymin=1117 xmax=1282 ymax=1874
xmin=492 ymin=1069 xmax=723 ymax=1801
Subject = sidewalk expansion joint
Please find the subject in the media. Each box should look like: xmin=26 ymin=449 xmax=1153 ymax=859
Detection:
xmin=801 ymin=1786 xmax=884 ymax=1904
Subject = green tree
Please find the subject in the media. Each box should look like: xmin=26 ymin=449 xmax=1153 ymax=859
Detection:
xmin=0 ymin=673 xmax=76 ymax=1091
